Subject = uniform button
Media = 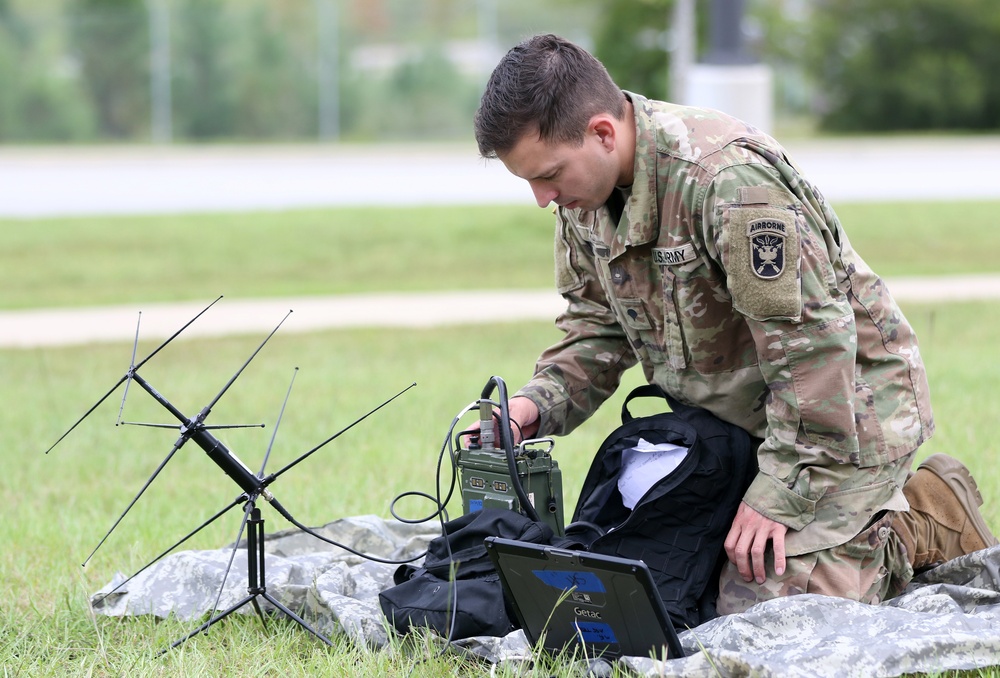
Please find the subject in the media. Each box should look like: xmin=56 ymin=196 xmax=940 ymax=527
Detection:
xmin=878 ymin=526 xmax=891 ymax=541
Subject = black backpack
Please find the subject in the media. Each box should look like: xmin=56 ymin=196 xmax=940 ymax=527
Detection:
xmin=380 ymin=385 xmax=758 ymax=640
xmin=566 ymin=384 xmax=758 ymax=629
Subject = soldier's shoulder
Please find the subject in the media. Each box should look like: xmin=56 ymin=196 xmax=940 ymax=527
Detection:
xmin=638 ymin=99 xmax=774 ymax=175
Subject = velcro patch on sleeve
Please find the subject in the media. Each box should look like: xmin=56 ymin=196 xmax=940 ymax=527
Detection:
xmin=727 ymin=207 xmax=801 ymax=321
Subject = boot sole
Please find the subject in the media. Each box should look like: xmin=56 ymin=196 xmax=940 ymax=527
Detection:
xmin=918 ymin=453 xmax=998 ymax=548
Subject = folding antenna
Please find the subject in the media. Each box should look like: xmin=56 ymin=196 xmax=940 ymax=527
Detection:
xmin=44 ymin=296 xmax=223 ymax=455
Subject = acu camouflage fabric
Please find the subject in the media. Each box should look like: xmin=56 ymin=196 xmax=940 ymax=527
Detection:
xmin=514 ymin=92 xmax=934 ymax=608
xmin=92 ymin=516 xmax=1000 ymax=677
xmin=92 ymin=514 xmax=441 ymax=648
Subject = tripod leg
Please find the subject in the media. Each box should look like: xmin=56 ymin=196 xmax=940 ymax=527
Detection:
xmin=250 ymin=597 xmax=267 ymax=630
xmin=253 ymin=509 xmax=333 ymax=647
xmin=158 ymin=500 xmax=335 ymax=656
xmin=202 ymin=498 xmax=254 ymax=632
xmin=261 ymin=592 xmax=334 ymax=647
xmin=157 ymin=594 xmax=255 ymax=657
xmin=160 ymin=500 xmax=256 ymax=656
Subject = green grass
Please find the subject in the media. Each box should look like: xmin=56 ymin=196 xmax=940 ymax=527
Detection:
xmin=831 ymin=201 xmax=1000 ymax=277
xmin=0 ymin=205 xmax=556 ymax=310
xmin=1 ymin=199 xmax=998 ymax=310
xmin=3 ymin=306 xmax=1000 ymax=675
xmin=3 ymin=201 xmax=1000 ymax=675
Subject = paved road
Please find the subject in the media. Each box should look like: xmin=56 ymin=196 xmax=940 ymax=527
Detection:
xmin=2 ymin=137 xmax=1000 ymax=217
xmin=3 ymin=275 xmax=1000 ymax=349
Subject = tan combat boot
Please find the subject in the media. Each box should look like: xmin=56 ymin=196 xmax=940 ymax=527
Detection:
xmin=894 ymin=454 xmax=998 ymax=572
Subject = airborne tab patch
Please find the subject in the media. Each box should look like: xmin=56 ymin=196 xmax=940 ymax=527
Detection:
xmin=747 ymin=219 xmax=787 ymax=279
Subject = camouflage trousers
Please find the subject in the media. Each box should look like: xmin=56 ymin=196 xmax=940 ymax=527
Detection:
xmin=716 ymin=510 xmax=915 ymax=615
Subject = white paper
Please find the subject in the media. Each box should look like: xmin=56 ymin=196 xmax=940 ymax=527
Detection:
xmin=617 ymin=438 xmax=689 ymax=509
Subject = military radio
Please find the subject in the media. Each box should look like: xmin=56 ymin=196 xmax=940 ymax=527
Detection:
xmin=453 ymin=376 xmax=564 ymax=536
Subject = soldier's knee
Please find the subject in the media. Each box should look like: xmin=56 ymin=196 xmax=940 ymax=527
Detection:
xmin=716 ymin=556 xmax=809 ymax=615
xmin=715 ymin=513 xmax=911 ymax=615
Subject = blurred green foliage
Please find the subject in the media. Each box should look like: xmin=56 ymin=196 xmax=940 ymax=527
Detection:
xmin=0 ymin=0 xmax=597 ymax=143
xmin=67 ymin=0 xmax=149 ymax=139
xmin=0 ymin=0 xmax=94 ymax=140
xmin=805 ymin=0 xmax=1000 ymax=131
xmin=592 ymin=0 xmax=678 ymax=102
xmin=1 ymin=0 xmax=999 ymax=142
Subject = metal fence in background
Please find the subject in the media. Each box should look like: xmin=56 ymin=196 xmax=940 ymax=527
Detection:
xmin=0 ymin=0 xmax=599 ymax=144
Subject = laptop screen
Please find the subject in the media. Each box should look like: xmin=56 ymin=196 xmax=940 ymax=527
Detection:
xmin=485 ymin=536 xmax=685 ymax=661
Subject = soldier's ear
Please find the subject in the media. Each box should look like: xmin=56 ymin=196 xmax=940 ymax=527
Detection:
xmin=590 ymin=115 xmax=617 ymax=151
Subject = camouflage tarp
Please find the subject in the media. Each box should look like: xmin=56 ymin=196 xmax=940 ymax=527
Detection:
xmin=92 ymin=515 xmax=1000 ymax=676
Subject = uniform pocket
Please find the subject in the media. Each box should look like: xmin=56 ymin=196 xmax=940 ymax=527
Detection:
xmin=657 ymin=265 xmax=688 ymax=370
xmin=853 ymin=374 xmax=891 ymax=468
xmin=806 ymin=511 xmax=894 ymax=603
xmin=780 ymin=316 xmax=860 ymax=462
xmin=672 ymin=263 xmax=757 ymax=374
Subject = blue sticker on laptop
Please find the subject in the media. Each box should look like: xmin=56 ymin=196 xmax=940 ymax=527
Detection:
xmin=574 ymin=621 xmax=617 ymax=644
xmin=532 ymin=570 xmax=606 ymax=593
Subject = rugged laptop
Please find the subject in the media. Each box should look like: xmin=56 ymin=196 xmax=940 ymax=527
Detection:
xmin=484 ymin=536 xmax=686 ymax=661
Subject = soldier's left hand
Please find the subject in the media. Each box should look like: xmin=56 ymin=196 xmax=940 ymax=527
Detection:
xmin=724 ymin=502 xmax=788 ymax=585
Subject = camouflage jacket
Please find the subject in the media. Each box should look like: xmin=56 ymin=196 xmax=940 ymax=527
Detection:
xmin=517 ymin=92 xmax=935 ymax=554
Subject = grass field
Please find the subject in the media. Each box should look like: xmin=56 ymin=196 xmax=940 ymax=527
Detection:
xmin=2 ymin=200 xmax=999 ymax=675
xmin=2 ymin=200 xmax=1000 ymax=310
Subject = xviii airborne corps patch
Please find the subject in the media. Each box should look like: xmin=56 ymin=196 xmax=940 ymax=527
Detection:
xmin=747 ymin=218 xmax=787 ymax=279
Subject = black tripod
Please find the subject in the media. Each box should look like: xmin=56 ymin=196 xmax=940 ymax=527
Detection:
xmin=161 ymin=497 xmax=333 ymax=654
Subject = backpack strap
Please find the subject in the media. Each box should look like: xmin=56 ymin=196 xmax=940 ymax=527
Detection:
xmin=621 ymin=384 xmax=696 ymax=423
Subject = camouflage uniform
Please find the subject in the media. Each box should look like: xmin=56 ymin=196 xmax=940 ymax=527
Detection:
xmin=516 ymin=92 xmax=935 ymax=612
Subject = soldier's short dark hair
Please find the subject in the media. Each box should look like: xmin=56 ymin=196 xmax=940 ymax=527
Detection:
xmin=474 ymin=34 xmax=626 ymax=159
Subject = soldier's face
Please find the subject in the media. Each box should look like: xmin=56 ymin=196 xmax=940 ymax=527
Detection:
xmin=498 ymin=125 xmax=620 ymax=212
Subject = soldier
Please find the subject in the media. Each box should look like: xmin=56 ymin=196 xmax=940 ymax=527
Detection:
xmin=472 ymin=34 xmax=996 ymax=613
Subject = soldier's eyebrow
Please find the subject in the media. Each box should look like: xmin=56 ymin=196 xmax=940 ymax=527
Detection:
xmin=527 ymin=162 xmax=562 ymax=182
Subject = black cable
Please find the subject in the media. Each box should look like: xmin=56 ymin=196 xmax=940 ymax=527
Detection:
xmin=389 ymin=491 xmax=448 ymax=524
xmin=507 ymin=416 xmax=524 ymax=447
xmin=483 ymin=376 xmax=542 ymax=524
xmin=281 ymin=402 xmax=476 ymax=566
xmin=280 ymin=389 xmax=529 ymax=669
xmin=400 ymin=401 xmax=482 ymax=676
xmin=435 ymin=403 xmax=479 ymax=657
xmin=269 ymin=498 xmax=425 ymax=565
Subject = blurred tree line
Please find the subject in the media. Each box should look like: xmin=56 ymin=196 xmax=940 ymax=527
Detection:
xmin=593 ymin=0 xmax=1000 ymax=132
xmin=1 ymin=0 xmax=998 ymax=144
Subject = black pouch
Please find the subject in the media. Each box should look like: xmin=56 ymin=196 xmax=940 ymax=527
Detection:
xmin=378 ymin=507 xmax=554 ymax=639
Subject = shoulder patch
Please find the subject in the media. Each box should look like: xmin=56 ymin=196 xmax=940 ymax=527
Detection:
xmin=726 ymin=207 xmax=801 ymax=321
